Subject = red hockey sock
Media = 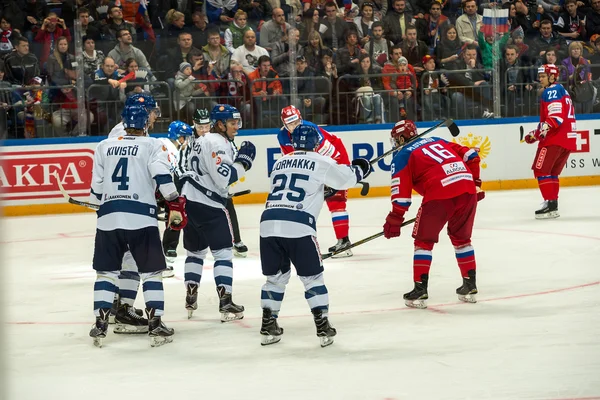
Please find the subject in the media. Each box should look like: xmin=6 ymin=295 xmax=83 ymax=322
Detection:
xmin=549 ymin=176 xmax=560 ymax=200
xmin=331 ymin=211 xmax=349 ymax=239
xmin=455 ymin=245 xmax=476 ymax=278
xmin=413 ymin=249 xmax=432 ymax=282
xmin=537 ymin=176 xmax=554 ymax=201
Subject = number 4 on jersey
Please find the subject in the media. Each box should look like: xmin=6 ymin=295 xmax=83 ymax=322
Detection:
xmin=112 ymin=158 xmax=130 ymax=190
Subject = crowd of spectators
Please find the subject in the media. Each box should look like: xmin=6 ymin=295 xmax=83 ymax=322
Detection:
xmin=2 ymin=0 xmax=600 ymax=138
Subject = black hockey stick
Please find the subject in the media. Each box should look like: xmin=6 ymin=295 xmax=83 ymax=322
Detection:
xmin=52 ymin=172 xmax=100 ymax=211
xmin=229 ymin=189 xmax=251 ymax=198
xmin=519 ymin=125 xmax=525 ymax=143
xmin=359 ymin=181 xmax=369 ymax=196
xmin=322 ymin=217 xmax=417 ymax=260
xmin=370 ymin=119 xmax=460 ymax=166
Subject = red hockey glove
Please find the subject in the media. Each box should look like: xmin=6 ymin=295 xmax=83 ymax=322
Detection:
xmin=474 ymin=178 xmax=482 ymax=188
xmin=476 ymin=186 xmax=486 ymax=202
xmin=165 ymin=196 xmax=188 ymax=230
xmin=524 ymin=131 xmax=537 ymax=144
xmin=383 ymin=211 xmax=404 ymax=239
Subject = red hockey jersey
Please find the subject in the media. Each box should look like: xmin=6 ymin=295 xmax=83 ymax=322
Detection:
xmin=538 ymin=83 xmax=577 ymax=151
xmin=390 ymin=137 xmax=480 ymax=214
xmin=277 ymin=121 xmax=350 ymax=165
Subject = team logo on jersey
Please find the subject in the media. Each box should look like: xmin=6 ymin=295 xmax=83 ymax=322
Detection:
xmin=133 ymin=193 xmax=139 ymax=200
xmin=138 ymin=98 xmax=145 ymax=103
xmin=215 ymin=156 xmax=222 ymax=165
xmin=452 ymin=133 xmax=492 ymax=169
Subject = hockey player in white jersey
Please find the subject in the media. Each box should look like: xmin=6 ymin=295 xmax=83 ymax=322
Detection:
xmin=108 ymin=93 xmax=161 ymax=139
xmin=180 ymin=104 xmax=256 ymax=321
xmin=259 ymin=124 xmax=371 ymax=347
xmin=89 ymin=105 xmax=187 ymax=348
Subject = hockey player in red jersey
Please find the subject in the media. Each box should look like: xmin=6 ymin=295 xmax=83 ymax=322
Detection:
xmin=382 ymin=120 xmax=483 ymax=308
xmin=278 ymin=105 xmax=354 ymax=257
xmin=524 ymin=64 xmax=577 ymax=219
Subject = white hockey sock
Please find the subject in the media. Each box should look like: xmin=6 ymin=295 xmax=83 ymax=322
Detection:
xmin=213 ymin=248 xmax=233 ymax=293
xmin=141 ymin=272 xmax=164 ymax=316
xmin=118 ymin=270 xmax=140 ymax=306
xmin=299 ymin=273 xmax=329 ymax=317
xmin=261 ymin=270 xmax=291 ymax=317
xmin=94 ymin=271 xmax=119 ymax=316
xmin=184 ymin=253 xmax=204 ymax=286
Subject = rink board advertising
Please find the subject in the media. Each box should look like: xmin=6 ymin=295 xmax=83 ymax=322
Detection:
xmin=1 ymin=119 xmax=599 ymax=216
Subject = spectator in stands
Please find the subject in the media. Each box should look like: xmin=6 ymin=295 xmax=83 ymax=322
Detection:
xmin=383 ymin=0 xmax=414 ymax=45
xmin=165 ymin=9 xmax=187 ymax=38
xmin=436 ymin=25 xmax=463 ymax=70
xmin=4 ymin=37 xmax=40 ymax=86
xmin=351 ymin=53 xmax=383 ymax=123
xmin=530 ymin=19 xmax=568 ymax=62
xmin=203 ymin=30 xmax=232 ymax=78
xmin=34 ymin=12 xmax=71 ymax=64
xmin=446 ymin=43 xmax=494 ymax=119
xmin=500 ymin=44 xmax=535 ymax=117
xmin=293 ymin=55 xmax=326 ymax=122
xmin=455 ymin=0 xmax=481 ymax=45
xmin=0 ymin=0 xmax=25 ymax=35
xmin=587 ymin=0 xmax=600 ymax=40
xmin=364 ymin=21 xmax=393 ymax=66
xmin=505 ymin=2 xmax=520 ymax=32
xmin=299 ymin=8 xmax=326 ymax=46
xmin=162 ymin=32 xmax=201 ymax=86
xmin=301 ymin=31 xmax=329 ymax=74
xmin=22 ymin=0 xmax=49 ymax=42
xmin=321 ymin=1 xmax=348 ymax=51
xmin=90 ymin=56 xmax=124 ymax=131
xmin=260 ymin=8 xmax=291 ymax=52
xmin=272 ymin=28 xmax=302 ymax=78
xmin=231 ymin=30 xmax=270 ymax=75
xmin=537 ymin=0 xmax=562 ymax=22
xmin=120 ymin=57 xmax=156 ymax=99
xmin=353 ymin=2 xmax=378 ymax=45
xmin=206 ymin=0 xmax=237 ymax=27
xmin=0 ymin=17 xmax=22 ymax=59
xmin=383 ymin=51 xmax=416 ymax=121
xmin=191 ymin=12 xmax=216 ymax=48
xmin=0 ymin=59 xmax=14 ymax=139
xmin=103 ymin=6 xmax=136 ymax=42
xmin=555 ymin=0 xmax=586 ymax=43
xmin=249 ymin=55 xmax=284 ymax=127
xmin=238 ymin=0 xmax=273 ymax=24
xmin=83 ymin=35 xmax=105 ymax=80
xmin=175 ymin=61 xmax=212 ymax=123
xmin=562 ymin=40 xmax=594 ymax=112
xmin=514 ymin=0 xmax=542 ymax=40
xmin=77 ymin=8 xmax=101 ymax=41
xmin=416 ymin=1 xmax=450 ymax=54
xmin=588 ymin=35 xmax=600 ymax=77
xmin=108 ymin=30 xmax=151 ymax=72
xmin=51 ymin=87 xmax=94 ymax=136
xmin=302 ymin=0 xmax=326 ymax=13
xmin=510 ymin=26 xmax=532 ymax=66
xmin=46 ymin=36 xmax=76 ymax=86
xmin=402 ymin=24 xmax=428 ymax=74
xmin=220 ymin=60 xmax=251 ymax=122
xmin=225 ymin=10 xmax=254 ymax=54
xmin=421 ymin=54 xmax=450 ymax=121
xmin=188 ymin=49 xmax=219 ymax=95
xmin=478 ymin=30 xmax=510 ymax=70
xmin=335 ymin=30 xmax=363 ymax=76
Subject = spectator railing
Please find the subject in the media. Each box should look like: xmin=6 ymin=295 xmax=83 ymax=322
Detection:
xmin=247 ymin=76 xmax=333 ymax=129
xmin=436 ymin=68 xmax=496 ymax=120
xmin=336 ymin=72 xmax=418 ymax=125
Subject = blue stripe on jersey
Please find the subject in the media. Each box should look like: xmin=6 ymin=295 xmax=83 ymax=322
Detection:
xmin=91 ymin=188 xmax=102 ymax=200
xmin=97 ymin=200 xmax=158 ymax=219
xmin=391 ymin=137 xmax=436 ymax=175
xmin=227 ymin=164 xmax=239 ymax=185
xmin=352 ymin=165 xmax=363 ymax=183
xmin=542 ymin=84 xmax=569 ymax=102
xmin=277 ymin=127 xmax=293 ymax=147
xmin=261 ymin=208 xmax=317 ymax=231
xmin=154 ymin=174 xmax=173 ymax=186
xmin=180 ymin=176 xmax=228 ymax=206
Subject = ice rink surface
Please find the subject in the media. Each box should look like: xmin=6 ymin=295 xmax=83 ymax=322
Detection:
xmin=3 ymin=187 xmax=600 ymax=400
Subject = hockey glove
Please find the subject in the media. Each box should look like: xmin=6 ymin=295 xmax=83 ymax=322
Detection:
xmin=165 ymin=196 xmax=188 ymax=230
xmin=383 ymin=211 xmax=404 ymax=239
xmin=324 ymin=186 xmax=337 ymax=199
xmin=351 ymin=158 xmax=372 ymax=180
xmin=537 ymin=122 xmax=550 ymax=139
xmin=474 ymin=178 xmax=482 ymax=188
xmin=235 ymin=141 xmax=256 ymax=171
xmin=524 ymin=131 xmax=537 ymax=144
xmin=476 ymin=186 xmax=486 ymax=202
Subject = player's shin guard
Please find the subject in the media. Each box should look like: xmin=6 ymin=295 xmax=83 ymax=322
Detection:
xmin=140 ymin=272 xmax=165 ymax=317
xmin=454 ymin=244 xmax=476 ymax=279
xmin=537 ymin=176 xmax=555 ymax=201
xmin=300 ymin=273 xmax=330 ymax=316
xmin=260 ymin=270 xmax=291 ymax=317
xmin=184 ymin=250 xmax=206 ymax=318
xmin=118 ymin=270 xmax=140 ymax=307
xmin=331 ymin=211 xmax=349 ymax=240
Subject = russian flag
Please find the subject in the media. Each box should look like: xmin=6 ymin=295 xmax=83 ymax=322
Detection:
xmin=481 ymin=8 xmax=509 ymax=37
xmin=136 ymin=0 xmax=156 ymax=41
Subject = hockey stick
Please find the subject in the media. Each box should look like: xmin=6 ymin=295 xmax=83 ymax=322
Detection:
xmin=322 ymin=217 xmax=417 ymax=260
xmin=52 ymin=172 xmax=100 ymax=211
xmin=519 ymin=125 xmax=525 ymax=143
xmin=369 ymin=119 xmax=460 ymax=166
xmin=229 ymin=189 xmax=251 ymax=198
xmin=359 ymin=182 xmax=369 ymax=196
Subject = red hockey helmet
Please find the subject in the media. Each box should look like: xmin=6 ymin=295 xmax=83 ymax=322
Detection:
xmin=281 ymin=105 xmax=302 ymax=126
xmin=390 ymin=120 xmax=418 ymax=143
xmin=538 ymin=64 xmax=559 ymax=81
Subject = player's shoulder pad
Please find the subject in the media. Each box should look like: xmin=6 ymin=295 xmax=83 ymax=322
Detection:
xmin=542 ymin=84 xmax=568 ymax=102
xmin=277 ymin=127 xmax=292 ymax=145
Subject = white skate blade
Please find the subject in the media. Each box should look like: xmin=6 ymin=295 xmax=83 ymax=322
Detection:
xmin=458 ymin=293 xmax=477 ymax=303
xmin=331 ymin=249 xmax=353 ymax=258
xmin=404 ymin=299 xmax=428 ymax=309
xmin=187 ymin=308 xmax=195 ymax=319
xmin=319 ymin=336 xmax=335 ymax=347
xmin=535 ymin=211 xmax=560 ymax=220
xmin=221 ymin=311 xmax=244 ymax=322
xmin=92 ymin=337 xmax=104 ymax=348
xmin=108 ymin=315 xmax=116 ymax=324
xmin=150 ymin=335 xmax=173 ymax=347
xmin=114 ymin=323 xmax=148 ymax=334
xmin=261 ymin=334 xmax=282 ymax=346
xmin=233 ymin=249 xmax=248 ymax=258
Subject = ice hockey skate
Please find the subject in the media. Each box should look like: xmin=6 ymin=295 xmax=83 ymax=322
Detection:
xmin=185 ymin=283 xmax=198 ymax=319
xmin=260 ymin=308 xmax=283 ymax=346
xmin=312 ymin=308 xmax=336 ymax=347
xmin=108 ymin=295 xmax=118 ymax=324
xmin=114 ymin=303 xmax=149 ymax=334
xmin=535 ymin=200 xmax=559 ymax=219
xmin=217 ymin=286 xmax=244 ymax=322
xmin=403 ymin=274 xmax=429 ymax=309
xmin=327 ymin=236 xmax=353 ymax=258
xmin=146 ymin=308 xmax=174 ymax=347
xmin=89 ymin=309 xmax=110 ymax=348
xmin=163 ymin=250 xmax=177 ymax=278
xmin=456 ymin=269 xmax=478 ymax=303
xmin=233 ymin=241 xmax=248 ymax=258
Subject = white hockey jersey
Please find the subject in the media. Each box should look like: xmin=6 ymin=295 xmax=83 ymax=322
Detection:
xmin=180 ymin=132 xmax=246 ymax=209
xmin=108 ymin=122 xmax=126 ymax=138
xmin=91 ymin=135 xmax=177 ymax=231
xmin=260 ymin=151 xmax=363 ymax=238
xmin=158 ymin=137 xmax=179 ymax=176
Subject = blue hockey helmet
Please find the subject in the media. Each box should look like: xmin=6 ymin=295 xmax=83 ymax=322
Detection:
xmin=210 ymin=104 xmax=242 ymax=129
xmin=168 ymin=120 xmax=194 ymax=140
xmin=291 ymin=123 xmax=321 ymax=151
xmin=124 ymin=93 xmax=160 ymax=117
xmin=122 ymin=105 xmax=150 ymax=131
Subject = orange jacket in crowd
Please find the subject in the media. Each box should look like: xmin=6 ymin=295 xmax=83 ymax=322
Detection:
xmin=248 ymin=68 xmax=283 ymax=98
